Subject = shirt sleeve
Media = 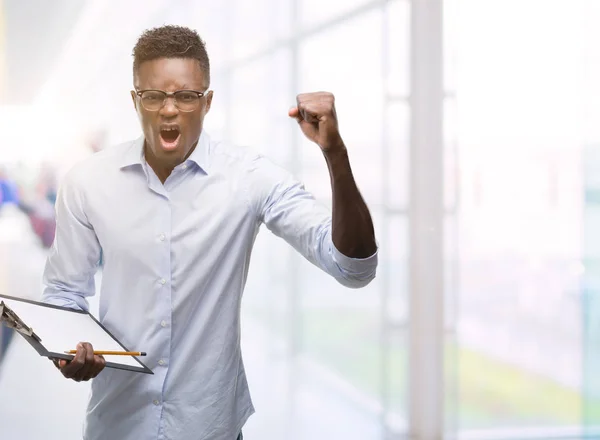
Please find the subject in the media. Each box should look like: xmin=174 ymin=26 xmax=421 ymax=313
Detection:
xmin=41 ymin=168 xmax=101 ymax=311
xmin=248 ymin=153 xmax=378 ymax=288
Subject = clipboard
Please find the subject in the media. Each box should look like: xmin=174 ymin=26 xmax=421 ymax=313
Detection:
xmin=0 ymin=294 xmax=153 ymax=374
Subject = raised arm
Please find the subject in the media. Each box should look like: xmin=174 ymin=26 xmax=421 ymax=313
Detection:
xmin=252 ymin=92 xmax=377 ymax=288
xmin=289 ymin=92 xmax=377 ymax=258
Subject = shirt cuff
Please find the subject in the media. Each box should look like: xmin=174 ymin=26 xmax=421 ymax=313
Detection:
xmin=331 ymin=242 xmax=379 ymax=275
xmin=41 ymin=292 xmax=86 ymax=312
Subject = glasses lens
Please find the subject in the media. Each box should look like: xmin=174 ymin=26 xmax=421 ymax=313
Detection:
xmin=175 ymin=91 xmax=200 ymax=111
xmin=140 ymin=91 xmax=165 ymax=111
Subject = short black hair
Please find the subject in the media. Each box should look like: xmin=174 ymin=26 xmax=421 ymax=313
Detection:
xmin=132 ymin=25 xmax=210 ymax=84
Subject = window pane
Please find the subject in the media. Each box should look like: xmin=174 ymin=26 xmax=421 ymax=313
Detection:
xmin=384 ymin=327 xmax=409 ymax=436
xmin=583 ymin=144 xmax=600 ymax=433
xmin=230 ymin=0 xmax=292 ymax=61
xmin=298 ymin=208 xmax=408 ymax=430
xmin=450 ymin=0 xmax=587 ymax=434
xmin=445 ymin=98 xmax=458 ymax=212
xmin=385 ymin=215 xmax=408 ymax=325
xmin=229 ymin=50 xmax=293 ymax=163
xmin=300 ymin=0 xmax=374 ymax=29
xmin=444 ymin=0 xmax=458 ymax=93
xmin=385 ymin=102 xmax=409 ymax=211
xmin=386 ymin=0 xmax=410 ymax=98
xmin=382 ymin=215 xmax=408 ymax=436
xmin=582 ymin=0 xmax=600 ymax=146
xmin=298 ymin=9 xmax=383 ymax=205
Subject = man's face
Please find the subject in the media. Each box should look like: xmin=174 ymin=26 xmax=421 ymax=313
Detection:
xmin=131 ymin=57 xmax=212 ymax=167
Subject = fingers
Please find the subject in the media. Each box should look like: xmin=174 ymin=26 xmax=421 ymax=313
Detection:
xmin=289 ymin=103 xmax=318 ymax=124
xmin=60 ymin=342 xmax=86 ymax=380
xmin=288 ymin=106 xmax=300 ymax=119
xmin=288 ymin=106 xmax=303 ymax=124
xmin=89 ymin=355 xmax=106 ymax=379
xmin=296 ymin=101 xmax=320 ymax=124
xmin=293 ymin=92 xmax=336 ymax=124
xmin=59 ymin=342 xmax=105 ymax=382
xmin=73 ymin=342 xmax=95 ymax=381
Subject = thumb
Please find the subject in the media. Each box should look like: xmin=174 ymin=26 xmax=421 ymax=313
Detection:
xmin=288 ymin=106 xmax=301 ymax=121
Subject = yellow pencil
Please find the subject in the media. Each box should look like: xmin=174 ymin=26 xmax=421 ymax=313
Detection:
xmin=64 ymin=350 xmax=146 ymax=356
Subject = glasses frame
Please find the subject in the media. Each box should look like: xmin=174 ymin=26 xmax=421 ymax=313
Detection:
xmin=134 ymin=89 xmax=209 ymax=112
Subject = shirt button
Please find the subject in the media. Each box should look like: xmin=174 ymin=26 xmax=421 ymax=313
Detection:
xmin=182 ymin=164 xmax=188 ymax=170
xmin=159 ymin=233 xmax=165 ymax=241
xmin=158 ymin=359 xmax=165 ymax=366
xmin=153 ymin=399 xmax=160 ymax=406
xmin=160 ymin=320 xmax=167 ymax=328
xmin=159 ymin=279 xmax=166 ymax=285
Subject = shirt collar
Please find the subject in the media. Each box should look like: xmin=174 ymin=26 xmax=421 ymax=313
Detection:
xmin=119 ymin=136 xmax=145 ymax=169
xmin=185 ymin=130 xmax=210 ymax=174
xmin=119 ymin=131 xmax=211 ymax=174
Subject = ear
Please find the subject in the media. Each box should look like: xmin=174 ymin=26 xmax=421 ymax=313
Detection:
xmin=130 ymin=90 xmax=138 ymax=110
xmin=204 ymin=90 xmax=214 ymax=114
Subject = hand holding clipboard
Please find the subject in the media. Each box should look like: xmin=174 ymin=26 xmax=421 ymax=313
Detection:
xmin=52 ymin=342 xmax=107 ymax=382
xmin=53 ymin=345 xmax=148 ymax=381
xmin=0 ymin=294 xmax=152 ymax=377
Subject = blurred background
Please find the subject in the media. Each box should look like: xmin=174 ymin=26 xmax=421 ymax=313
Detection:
xmin=0 ymin=0 xmax=599 ymax=439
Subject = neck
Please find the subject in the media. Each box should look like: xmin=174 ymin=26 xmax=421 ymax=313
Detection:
xmin=144 ymin=144 xmax=175 ymax=184
xmin=143 ymin=140 xmax=200 ymax=184
xmin=151 ymin=163 xmax=173 ymax=184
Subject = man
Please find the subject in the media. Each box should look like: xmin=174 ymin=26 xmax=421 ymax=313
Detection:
xmin=42 ymin=25 xmax=377 ymax=440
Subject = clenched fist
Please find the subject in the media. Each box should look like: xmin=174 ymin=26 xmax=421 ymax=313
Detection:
xmin=289 ymin=92 xmax=345 ymax=154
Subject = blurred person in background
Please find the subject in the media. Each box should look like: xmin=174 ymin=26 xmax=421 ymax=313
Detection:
xmin=17 ymin=163 xmax=57 ymax=249
xmin=0 ymin=167 xmax=21 ymax=365
xmin=0 ymin=167 xmax=16 ymax=361
xmin=41 ymin=25 xmax=377 ymax=440
xmin=0 ymin=167 xmax=19 ymax=211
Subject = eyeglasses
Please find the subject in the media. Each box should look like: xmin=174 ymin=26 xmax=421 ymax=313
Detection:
xmin=134 ymin=89 xmax=209 ymax=112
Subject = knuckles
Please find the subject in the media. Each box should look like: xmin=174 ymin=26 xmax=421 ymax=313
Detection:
xmin=297 ymin=92 xmax=335 ymax=107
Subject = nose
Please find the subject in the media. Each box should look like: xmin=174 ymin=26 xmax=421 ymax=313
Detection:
xmin=159 ymin=96 xmax=179 ymax=117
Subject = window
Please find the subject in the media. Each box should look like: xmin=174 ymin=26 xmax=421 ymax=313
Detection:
xmin=449 ymin=0 xmax=589 ymax=436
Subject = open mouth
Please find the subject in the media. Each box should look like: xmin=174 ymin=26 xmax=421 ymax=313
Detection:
xmin=159 ymin=127 xmax=181 ymax=150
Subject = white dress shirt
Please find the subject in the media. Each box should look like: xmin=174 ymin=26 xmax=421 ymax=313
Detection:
xmin=41 ymin=131 xmax=378 ymax=440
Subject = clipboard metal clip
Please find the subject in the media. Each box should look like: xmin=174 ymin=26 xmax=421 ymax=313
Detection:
xmin=0 ymin=301 xmax=41 ymax=342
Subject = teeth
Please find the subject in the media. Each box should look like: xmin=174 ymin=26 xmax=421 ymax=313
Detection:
xmin=162 ymin=127 xmax=177 ymax=131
